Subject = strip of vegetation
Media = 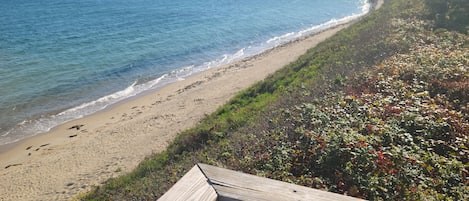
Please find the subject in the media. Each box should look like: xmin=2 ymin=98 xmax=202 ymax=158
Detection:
xmin=80 ymin=0 xmax=468 ymax=200
xmin=251 ymin=20 xmax=468 ymax=200
xmin=426 ymin=0 xmax=469 ymax=33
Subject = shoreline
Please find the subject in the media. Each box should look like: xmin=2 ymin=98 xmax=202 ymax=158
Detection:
xmin=0 ymin=0 xmax=372 ymax=148
xmin=0 ymin=1 xmax=383 ymax=200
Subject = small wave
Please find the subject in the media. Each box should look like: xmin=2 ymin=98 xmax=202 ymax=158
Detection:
xmin=361 ymin=0 xmax=372 ymax=13
xmin=265 ymin=0 xmax=371 ymax=48
xmin=0 ymin=77 xmax=167 ymax=146
xmin=266 ymin=32 xmax=295 ymax=45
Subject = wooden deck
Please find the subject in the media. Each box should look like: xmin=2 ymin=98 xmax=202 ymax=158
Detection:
xmin=158 ymin=163 xmax=365 ymax=201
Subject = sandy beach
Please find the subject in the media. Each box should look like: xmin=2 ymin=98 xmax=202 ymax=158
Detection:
xmin=0 ymin=2 xmax=382 ymax=200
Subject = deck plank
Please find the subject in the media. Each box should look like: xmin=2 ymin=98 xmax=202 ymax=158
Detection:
xmin=159 ymin=163 xmax=365 ymax=201
xmin=198 ymin=163 xmax=364 ymax=201
xmin=157 ymin=165 xmax=217 ymax=201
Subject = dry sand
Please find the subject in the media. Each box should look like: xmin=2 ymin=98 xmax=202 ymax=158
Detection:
xmin=0 ymin=2 xmax=382 ymax=200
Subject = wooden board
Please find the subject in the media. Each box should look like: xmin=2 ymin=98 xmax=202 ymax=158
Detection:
xmin=157 ymin=165 xmax=217 ymax=201
xmin=159 ymin=163 xmax=365 ymax=201
xmin=198 ymin=163 xmax=364 ymax=201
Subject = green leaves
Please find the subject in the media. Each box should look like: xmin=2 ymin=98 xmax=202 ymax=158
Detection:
xmin=425 ymin=0 xmax=469 ymax=33
xmin=255 ymin=2 xmax=468 ymax=199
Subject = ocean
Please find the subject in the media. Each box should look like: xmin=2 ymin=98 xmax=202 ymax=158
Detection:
xmin=0 ymin=0 xmax=370 ymax=146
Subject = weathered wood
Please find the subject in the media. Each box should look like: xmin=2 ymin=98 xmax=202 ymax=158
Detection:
xmin=157 ymin=165 xmax=217 ymax=201
xmin=198 ymin=163 xmax=364 ymax=201
xmin=159 ymin=163 xmax=365 ymax=201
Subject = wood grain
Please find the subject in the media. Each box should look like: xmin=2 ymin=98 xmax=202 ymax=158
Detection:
xmin=157 ymin=165 xmax=217 ymax=201
xmin=160 ymin=164 xmax=365 ymax=201
xmin=199 ymin=163 xmax=364 ymax=201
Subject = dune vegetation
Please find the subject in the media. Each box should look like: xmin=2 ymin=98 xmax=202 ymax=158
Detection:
xmin=80 ymin=0 xmax=468 ymax=200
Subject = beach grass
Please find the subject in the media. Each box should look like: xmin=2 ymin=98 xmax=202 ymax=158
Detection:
xmin=80 ymin=0 xmax=468 ymax=200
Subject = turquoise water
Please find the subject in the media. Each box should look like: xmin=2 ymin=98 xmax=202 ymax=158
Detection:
xmin=0 ymin=0 xmax=370 ymax=145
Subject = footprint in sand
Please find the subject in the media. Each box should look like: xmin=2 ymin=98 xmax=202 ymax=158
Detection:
xmin=33 ymin=143 xmax=50 ymax=151
xmin=40 ymin=143 xmax=49 ymax=147
xmin=4 ymin=163 xmax=22 ymax=169
xmin=152 ymin=100 xmax=163 ymax=105
xmin=68 ymin=124 xmax=84 ymax=130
